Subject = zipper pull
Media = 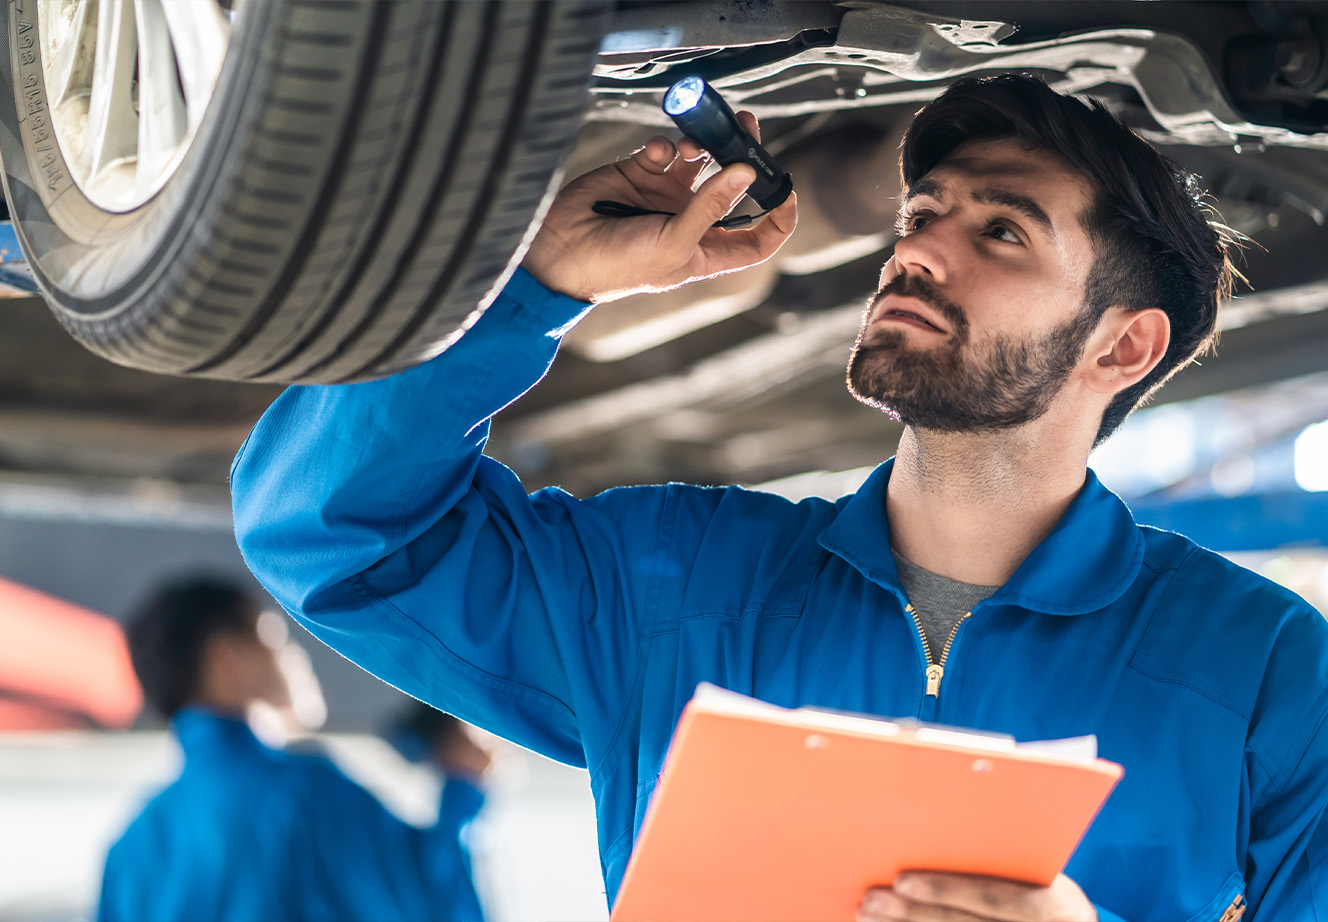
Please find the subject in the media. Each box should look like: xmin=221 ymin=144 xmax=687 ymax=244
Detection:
xmin=925 ymin=664 xmax=944 ymax=697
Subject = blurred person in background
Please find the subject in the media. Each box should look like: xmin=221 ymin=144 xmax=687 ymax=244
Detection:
xmin=97 ymin=576 xmax=490 ymax=922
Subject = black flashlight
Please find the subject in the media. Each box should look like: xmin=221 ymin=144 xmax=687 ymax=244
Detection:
xmin=663 ymin=76 xmax=793 ymax=211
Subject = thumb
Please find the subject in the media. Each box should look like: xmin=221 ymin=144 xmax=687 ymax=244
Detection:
xmin=665 ymin=163 xmax=755 ymax=249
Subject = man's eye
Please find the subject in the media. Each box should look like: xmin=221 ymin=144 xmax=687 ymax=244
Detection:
xmin=899 ymin=212 xmax=930 ymax=234
xmin=985 ymin=222 xmax=1021 ymax=243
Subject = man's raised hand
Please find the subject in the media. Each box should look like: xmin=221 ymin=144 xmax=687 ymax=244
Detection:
xmin=522 ymin=112 xmax=798 ymax=303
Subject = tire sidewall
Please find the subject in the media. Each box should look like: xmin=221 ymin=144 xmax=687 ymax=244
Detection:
xmin=0 ymin=0 xmax=276 ymax=319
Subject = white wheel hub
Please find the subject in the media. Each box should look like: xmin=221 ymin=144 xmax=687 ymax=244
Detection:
xmin=37 ymin=0 xmax=234 ymax=212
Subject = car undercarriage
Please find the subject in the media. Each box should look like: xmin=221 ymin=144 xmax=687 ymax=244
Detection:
xmin=0 ymin=0 xmax=1326 ymax=509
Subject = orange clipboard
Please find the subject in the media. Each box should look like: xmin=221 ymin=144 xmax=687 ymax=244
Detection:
xmin=611 ymin=684 xmax=1123 ymax=922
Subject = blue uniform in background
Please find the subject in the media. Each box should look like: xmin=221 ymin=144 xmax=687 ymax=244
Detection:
xmin=231 ymin=268 xmax=1328 ymax=921
xmin=98 ymin=708 xmax=485 ymax=922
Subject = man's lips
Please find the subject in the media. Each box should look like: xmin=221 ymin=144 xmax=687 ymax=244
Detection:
xmin=874 ymin=295 xmax=948 ymax=334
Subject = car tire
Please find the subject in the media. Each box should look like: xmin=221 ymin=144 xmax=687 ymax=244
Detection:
xmin=0 ymin=0 xmax=608 ymax=383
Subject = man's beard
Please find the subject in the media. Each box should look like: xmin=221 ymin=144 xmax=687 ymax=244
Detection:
xmin=846 ymin=274 xmax=1100 ymax=432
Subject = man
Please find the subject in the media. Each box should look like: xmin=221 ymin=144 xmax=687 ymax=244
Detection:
xmin=232 ymin=75 xmax=1328 ymax=920
xmin=98 ymin=577 xmax=489 ymax=922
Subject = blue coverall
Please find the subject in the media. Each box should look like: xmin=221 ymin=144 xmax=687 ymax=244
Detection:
xmin=232 ymin=268 xmax=1328 ymax=921
xmin=98 ymin=708 xmax=485 ymax=922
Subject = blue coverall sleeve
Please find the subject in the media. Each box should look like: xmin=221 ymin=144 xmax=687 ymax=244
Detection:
xmin=1091 ymin=761 xmax=1328 ymax=920
xmin=1236 ymin=596 xmax=1328 ymax=920
xmin=1252 ymin=812 xmax=1328 ymax=919
xmin=299 ymin=759 xmax=487 ymax=922
xmin=1243 ymin=693 xmax=1328 ymax=916
xmin=440 ymin=776 xmax=487 ymax=829
xmin=232 ymin=269 xmax=659 ymax=767
xmin=438 ymin=777 xmax=487 ymax=922
xmin=95 ymin=843 xmax=128 ymax=922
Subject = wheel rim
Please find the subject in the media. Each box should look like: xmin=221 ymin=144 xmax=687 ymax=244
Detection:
xmin=36 ymin=0 xmax=234 ymax=213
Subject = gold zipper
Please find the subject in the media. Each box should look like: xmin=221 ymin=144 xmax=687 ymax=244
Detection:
xmin=906 ymin=604 xmax=972 ymax=698
xmin=1217 ymin=893 xmax=1245 ymax=922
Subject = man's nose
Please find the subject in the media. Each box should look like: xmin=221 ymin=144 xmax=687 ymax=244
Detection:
xmin=891 ymin=218 xmax=950 ymax=285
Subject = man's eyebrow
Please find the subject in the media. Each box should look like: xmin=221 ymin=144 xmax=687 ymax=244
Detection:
xmin=902 ymin=177 xmax=1058 ymax=239
xmin=971 ymin=187 xmax=1056 ymax=237
xmin=903 ymin=176 xmax=944 ymax=204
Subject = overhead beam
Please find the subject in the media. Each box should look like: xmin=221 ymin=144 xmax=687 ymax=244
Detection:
xmin=507 ymin=303 xmax=863 ymax=446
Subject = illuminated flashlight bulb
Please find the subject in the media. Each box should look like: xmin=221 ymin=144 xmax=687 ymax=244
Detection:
xmin=663 ymin=76 xmax=706 ymax=116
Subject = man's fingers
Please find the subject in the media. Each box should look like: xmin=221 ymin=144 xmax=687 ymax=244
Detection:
xmin=736 ymin=109 xmax=761 ymax=143
xmin=663 ymin=163 xmax=756 ymax=251
xmin=888 ymin=872 xmax=1096 ymax=922
xmin=895 ymin=873 xmax=1039 ymax=920
xmin=678 ymin=136 xmax=708 ymax=162
xmin=858 ymin=887 xmax=988 ymax=922
xmin=688 ymin=190 xmax=798 ymax=277
xmin=672 ymin=138 xmax=714 ymax=189
xmin=628 ymin=135 xmax=717 ymax=196
xmin=679 ymin=111 xmax=759 ymax=156
xmin=762 ymin=191 xmax=798 ymax=239
xmin=671 ymin=110 xmax=760 ymax=194
xmin=629 ymin=137 xmax=677 ymax=175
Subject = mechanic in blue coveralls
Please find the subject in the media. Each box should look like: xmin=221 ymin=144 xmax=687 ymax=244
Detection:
xmin=97 ymin=577 xmax=489 ymax=922
xmin=232 ymin=75 xmax=1328 ymax=921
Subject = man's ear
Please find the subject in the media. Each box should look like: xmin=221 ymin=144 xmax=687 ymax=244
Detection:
xmin=1084 ymin=307 xmax=1170 ymax=396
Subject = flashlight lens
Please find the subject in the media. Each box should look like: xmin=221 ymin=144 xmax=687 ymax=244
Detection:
xmin=663 ymin=76 xmax=706 ymax=116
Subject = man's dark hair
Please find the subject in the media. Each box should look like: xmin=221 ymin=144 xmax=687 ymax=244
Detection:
xmin=900 ymin=74 xmax=1238 ymax=445
xmin=126 ymin=577 xmax=261 ymax=718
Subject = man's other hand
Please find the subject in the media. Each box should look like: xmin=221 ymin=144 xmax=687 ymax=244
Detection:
xmin=858 ymin=872 xmax=1098 ymax=922
xmin=522 ymin=111 xmax=797 ymax=303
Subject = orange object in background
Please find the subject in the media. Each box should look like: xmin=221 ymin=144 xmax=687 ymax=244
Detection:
xmin=611 ymin=685 xmax=1122 ymax=922
xmin=0 ymin=577 xmax=142 ymax=730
